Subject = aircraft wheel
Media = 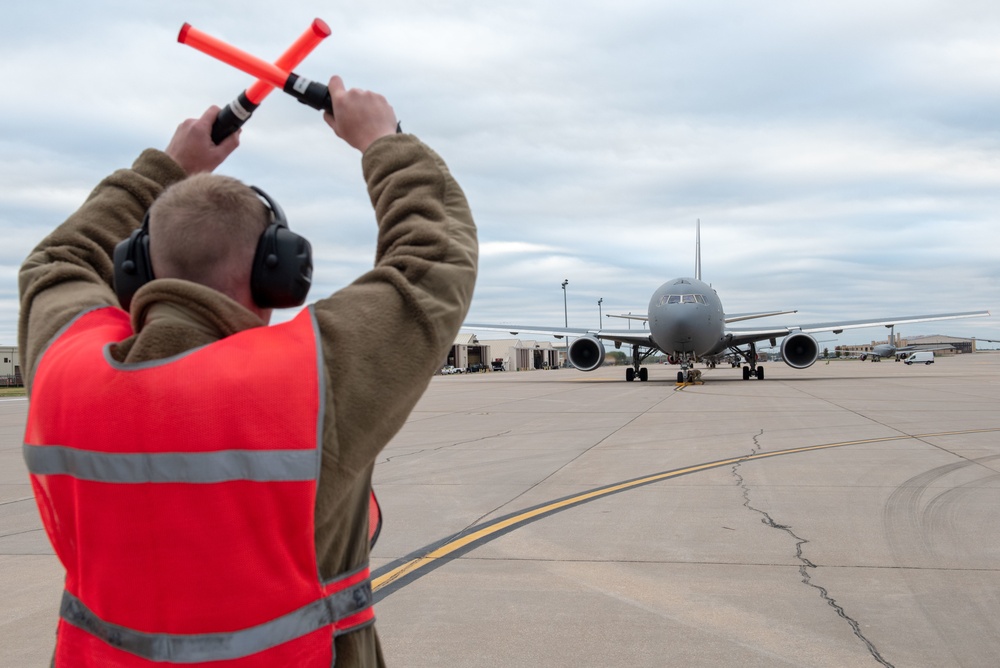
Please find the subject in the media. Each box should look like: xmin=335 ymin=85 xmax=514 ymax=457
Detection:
xmin=639 ymin=367 xmax=649 ymax=382
xmin=742 ymin=366 xmax=751 ymax=380
xmin=755 ymin=366 xmax=764 ymax=380
xmin=677 ymin=371 xmax=685 ymax=383
xmin=626 ymin=368 xmax=635 ymax=382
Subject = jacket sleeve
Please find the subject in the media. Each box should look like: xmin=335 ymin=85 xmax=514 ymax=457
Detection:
xmin=17 ymin=149 xmax=187 ymax=388
xmin=313 ymin=133 xmax=478 ymax=478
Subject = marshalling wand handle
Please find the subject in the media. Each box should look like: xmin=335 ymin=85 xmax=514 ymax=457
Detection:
xmin=209 ymin=19 xmax=332 ymax=144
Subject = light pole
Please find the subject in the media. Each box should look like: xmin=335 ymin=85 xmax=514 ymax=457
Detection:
xmin=597 ymin=298 xmax=603 ymax=328
xmin=561 ymin=279 xmax=569 ymax=327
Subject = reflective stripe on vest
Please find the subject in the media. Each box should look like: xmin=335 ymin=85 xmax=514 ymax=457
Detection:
xmin=59 ymin=567 xmax=373 ymax=663
xmin=24 ymin=306 xmax=375 ymax=665
xmin=23 ymin=444 xmax=318 ymax=483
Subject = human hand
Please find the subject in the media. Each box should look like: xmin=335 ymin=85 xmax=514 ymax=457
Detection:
xmin=322 ymin=76 xmax=398 ymax=153
xmin=164 ymin=106 xmax=240 ymax=174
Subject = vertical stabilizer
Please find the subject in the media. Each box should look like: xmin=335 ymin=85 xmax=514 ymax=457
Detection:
xmin=695 ymin=219 xmax=701 ymax=281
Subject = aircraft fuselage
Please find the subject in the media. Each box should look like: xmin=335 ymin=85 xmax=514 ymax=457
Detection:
xmin=647 ymin=277 xmax=727 ymax=359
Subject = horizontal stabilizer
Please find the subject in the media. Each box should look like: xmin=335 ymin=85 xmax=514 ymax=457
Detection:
xmin=606 ymin=314 xmax=649 ymax=322
xmin=725 ymin=309 xmax=797 ymax=324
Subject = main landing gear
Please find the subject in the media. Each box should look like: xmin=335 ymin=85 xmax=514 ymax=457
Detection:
xmin=625 ymin=367 xmax=648 ymax=382
xmin=730 ymin=342 xmax=765 ymax=380
xmin=625 ymin=346 xmax=654 ymax=382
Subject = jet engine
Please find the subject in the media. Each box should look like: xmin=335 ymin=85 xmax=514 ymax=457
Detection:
xmin=780 ymin=332 xmax=820 ymax=369
xmin=568 ymin=335 xmax=606 ymax=371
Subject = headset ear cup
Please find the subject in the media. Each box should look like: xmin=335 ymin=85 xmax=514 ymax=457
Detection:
xmin=113 ymin=226 xmax=154 ymax=311
xmin=250 ymin=224 xmax=313 ymax=308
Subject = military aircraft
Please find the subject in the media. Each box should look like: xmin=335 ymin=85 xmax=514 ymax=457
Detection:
xmin=860 ymin=331 xmax=1000 ymax=361
xmin=462 ymin=223 xmax=991 ymax=383
xmin=857 ymin=325 xmax=955 ymax=361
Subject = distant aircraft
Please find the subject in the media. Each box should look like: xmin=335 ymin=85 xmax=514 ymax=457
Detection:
xmin=463 ymin=222 xmax=991 ymax=383
xmin=855 ymin=329 xmax=1000 ymax=361
xmin=857 ymin=325 xmax=955 ymax=361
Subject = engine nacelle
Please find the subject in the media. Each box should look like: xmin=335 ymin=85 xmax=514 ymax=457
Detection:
xmin=568 ymin=335 xmax=606 ymax=371
xmin=781 ymin=332 xmax=820 ymax=369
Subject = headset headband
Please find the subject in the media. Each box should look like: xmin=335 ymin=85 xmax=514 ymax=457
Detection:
xmin=113 ymin=185 xmax=312 ymax=311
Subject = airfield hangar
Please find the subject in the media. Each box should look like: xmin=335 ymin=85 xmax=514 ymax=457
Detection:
xmin=444 ymin=334 xmax=561 ymax=372
xmin=0 ymin=346 xmax=23 ymax=386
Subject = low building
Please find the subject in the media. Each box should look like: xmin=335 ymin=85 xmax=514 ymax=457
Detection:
xmin=444 ymin=334 xmax=491 ymax=372
xmin=516 ymin=340 xmax=559 ymax=371
xmin=900 ymin=335 xmax=976 ymax=356
xmin=0 ymin=346 xmax=22 ymax=386
xmin=448 ymin=335 xmax=560 ymax=372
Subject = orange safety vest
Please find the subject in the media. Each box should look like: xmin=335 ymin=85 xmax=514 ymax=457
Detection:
xmin=24 ymin=306 xmax=378 ymax=666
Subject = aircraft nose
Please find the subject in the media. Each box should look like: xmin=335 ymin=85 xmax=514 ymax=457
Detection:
xmin=653 ymin=306 xmax=700 ymax=350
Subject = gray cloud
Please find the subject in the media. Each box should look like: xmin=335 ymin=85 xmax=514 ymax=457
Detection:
xmin=2 ymin=1 xmax=998 ymax=347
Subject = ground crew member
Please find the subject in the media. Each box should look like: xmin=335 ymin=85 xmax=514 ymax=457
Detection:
xmin=19 ymin=76 xmax=478 ymax=666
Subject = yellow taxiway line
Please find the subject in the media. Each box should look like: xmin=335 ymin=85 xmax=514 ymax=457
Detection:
xmin=372 ymin=427 xmax=1000 ymax=592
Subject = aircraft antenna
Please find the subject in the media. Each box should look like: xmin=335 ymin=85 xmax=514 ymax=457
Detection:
xmin=695 ymin=219 xmax=701 ymax=281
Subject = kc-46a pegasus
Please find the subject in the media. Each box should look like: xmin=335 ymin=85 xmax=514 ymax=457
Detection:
xmin=463 ymin=223 xmax=991 ymax=383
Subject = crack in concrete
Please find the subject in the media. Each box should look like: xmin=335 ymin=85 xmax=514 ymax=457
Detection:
xmin=732 ymin=430 xmax=894 ymax=668
xmin=377 ymin=429 xmax=514 ymax=465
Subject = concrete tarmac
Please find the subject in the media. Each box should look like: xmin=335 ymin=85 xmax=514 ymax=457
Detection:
xmin=3 ymin=354 xmax=999 ymax=666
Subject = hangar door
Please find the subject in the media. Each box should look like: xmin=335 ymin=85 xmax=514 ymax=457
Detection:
xmin=466 ymin=345 xmax=488 ymax=371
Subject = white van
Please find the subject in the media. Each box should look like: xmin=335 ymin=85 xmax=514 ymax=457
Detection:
xmin=904 ymin=351 xmax=935 ymax=365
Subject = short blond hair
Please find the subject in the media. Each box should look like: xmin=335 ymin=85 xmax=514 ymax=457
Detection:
xmin=148 ymin=174 xmax=270 ymax=298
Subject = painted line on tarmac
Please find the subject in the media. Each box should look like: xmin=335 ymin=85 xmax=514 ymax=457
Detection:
xmin=371 ymin=426 xmax=1000 ymax=599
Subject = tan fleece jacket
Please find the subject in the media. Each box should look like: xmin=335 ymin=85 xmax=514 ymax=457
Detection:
xmin=18 ymin=133 xmax=478 ymax=667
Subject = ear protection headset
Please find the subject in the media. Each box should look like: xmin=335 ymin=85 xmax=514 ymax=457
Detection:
xmin=113 ymin=185 xmax=313 ymax=311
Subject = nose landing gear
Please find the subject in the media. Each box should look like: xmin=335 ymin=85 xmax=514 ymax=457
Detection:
xmin=671 ymin=354 xmax=704 ymax=385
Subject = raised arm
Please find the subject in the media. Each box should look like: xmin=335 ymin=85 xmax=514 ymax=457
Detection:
xmin=17 ymin=107 xmax=239 ymax=387
xmin=311 ymin=79 xmax=478 ymax=477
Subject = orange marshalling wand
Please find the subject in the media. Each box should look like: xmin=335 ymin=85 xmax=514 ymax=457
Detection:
xmin=178 ymin=20 xmax=333 ymax=143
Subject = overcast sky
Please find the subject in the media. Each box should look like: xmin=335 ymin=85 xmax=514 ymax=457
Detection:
xmin=3 ymin=1 xmax=999 ymax=349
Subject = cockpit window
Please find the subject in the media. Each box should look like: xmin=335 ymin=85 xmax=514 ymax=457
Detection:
xmin=658 ymin=294 xmax=706 ymax=306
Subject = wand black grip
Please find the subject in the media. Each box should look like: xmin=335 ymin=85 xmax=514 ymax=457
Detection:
xmin=211 ymin=92 xmax=259 ymax=144
xmin=283 ymin=73 xmax=333 ymax=115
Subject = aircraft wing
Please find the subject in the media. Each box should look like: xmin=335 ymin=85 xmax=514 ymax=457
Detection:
xmin=461 ymin=322 xmax=654 ymax=349
xmin=726 ymin=310 xmax=990 ymax=347
xmin=610 ymin=307 xmax=798 ymax=325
